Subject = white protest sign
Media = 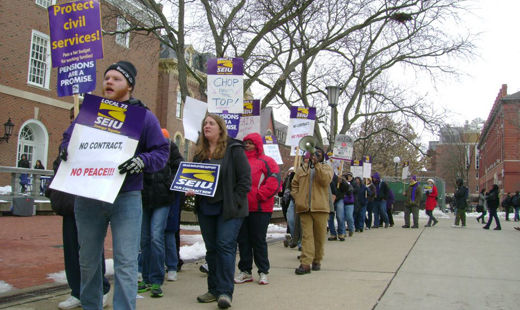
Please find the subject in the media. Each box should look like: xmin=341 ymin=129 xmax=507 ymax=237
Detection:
xmin=350 ymin=160 xmax=363 ymax=179
xmin=402 ymin=162 xmax=410 ymax=180
xmin=207 ymin=58 xmax=244 ymax=114
xmin=235 ymin=100 xmax=260 ymax=141
xmin=362 ymin=156 xmax=372 ymax=179
xmin=183 ymin=96 xmax=208 ymax=143
xmin=50 ymin=95 xmax=145 ymax=203
xmin=331 ymin=134 xmax=354 ymax=160
xmin=285 ymin=106 xmax=316 ymax=147
xmin=263 ymin=135 xmax=283 ymax=165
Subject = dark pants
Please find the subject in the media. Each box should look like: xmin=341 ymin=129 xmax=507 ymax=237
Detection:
xmin=425 ymin=210 xmax=437 ymax=225
xmin=505 ymin=207 xmax=511 ymax=221
xmin=477 ymin=210 xmax=487 ymax=222
xmin=455 ymin=208 xmax=466 ymax=226
xmin=354 ymin=205 xmax=366 ymax=230
xmin=237 ymin=212 xmax=271 ymax=274
xmin=62 ymin=214 xmax=110 ymax=299
xmin=484 ymin=208 xmax=501 ymax=229
xmin=387 ymin=204 xmax=394 ymax=226
xmin=404 ymin=203 xmax=419 ymax=227
xmin=365 ymin=201 xmax=374 ymax=229
xmin=198 ymin=212 xmax=243 ymax=298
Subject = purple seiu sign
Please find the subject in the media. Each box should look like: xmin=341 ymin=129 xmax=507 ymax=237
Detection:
xmin=48 ymin=0 xmax=103 ymax=67
xmin=76 ymin=94 xmax=146 ymax=140
xmin=289 ymin=106 xmax=317 ymax=120
xmin=217 ymin=112 xmax=241 ymax=138
xmin=57 ymin=60 xmax=96 ymax=97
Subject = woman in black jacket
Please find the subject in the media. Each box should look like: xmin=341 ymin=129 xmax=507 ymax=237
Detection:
xmin=483 ymin=184 xmax=501 ymax=230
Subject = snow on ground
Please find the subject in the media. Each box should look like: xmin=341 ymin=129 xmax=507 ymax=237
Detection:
xmin=0 ymin=281 xmax=13 ymax=294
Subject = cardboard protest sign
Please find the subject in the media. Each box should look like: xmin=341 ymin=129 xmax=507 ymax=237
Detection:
xmin=331 ymin=134 xmax=354 ymax=160
xmin=50 ymin=94 xmax=145 ymax=203
xmin=48 ymin=0 xmax=103 ymax=67
xmin=170 ymin=162 xmax=220 ymax=197
xmin=285 ymin=106 xmax=316 ymax=147
xmin=57 ymin=60 xmax=96 ymax=96
xmin=402 ymin=161 xmax=410 ymax=180
xmin=207 ymin=58 xmax=244 ymax=114
xmin=263 ymin=135 xmax=283 ymax=165
xmin=217 ymin=113 xmax=241 ymax=138
xmin=183 ymin=96 xmax=207 ymax=143
xmin=350 ymin=160 xmax=363 ymax=179
xmin=235 ymin=100 xmax=260 ymax=140
xmin=362 ymin=155 xmax=372 ymax=179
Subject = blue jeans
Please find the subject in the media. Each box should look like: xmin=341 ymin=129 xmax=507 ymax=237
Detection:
xmin=514 ymin=207 xmax=520 ymax=221
xmin=75 ymin=191 xmax=142 ymax=310
xmin=354 ymin=204 xmax=367 ymax=230
xmin=328 ymin=200 xmax=345 ymax=236
xmin=344 ymin=204 xmax=354 ymax=233
xmin=141 ymin=205 xmax=169 ymax=285
xmin=373 ymin=200 xmax=389 ymax=227
xmin=198 ymin=211 xmax=243 ymax=298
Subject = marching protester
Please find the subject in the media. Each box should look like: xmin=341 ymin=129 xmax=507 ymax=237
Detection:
xmin=453 ymin=178 xmax=468 ymax=228
xmin=186 ymin=114 xmax=251 ymax=309
xmin=386 ymin=188 xmax=395 ymax=227
xmin=371 ymin=173 xmax=390 ymax=228
xmin=279 ymin=167 xmax=294 ymax=239
xmin=138 ymin=128 xmax=183 ymax=297
xmin=483 ymin=184 xmax=501 ymax=230
xmin=403 ymin=175 xmax=422 ymax=228
xmin=513 ymin=191 xmax=520 ymax=222
xmin=476 ymin=188 xmax=487 ymax=223
xmin=291 ymin=147 xmax=333 ymax=275
xmin=365 ymin=177 xmax=376 ymax=230
xmin=327 ymin=172 xmax=350 ymax=241
xmin=235 ymin=133 xmax=280 ymax=285
xmin=353 ymin=176 xmax=368 ymax=232
xmin=59 ymin=61 xmax=169 ymax=309
xmin=424 ymin=179 xmax=439 ymax=227
xmin=502 ymin=193 xmax=513 ymax=221
xmin=46 ymin=152 xmax=111 ymax=310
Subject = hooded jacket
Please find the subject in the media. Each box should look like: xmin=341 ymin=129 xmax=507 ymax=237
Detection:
xmin=243 ymin=133 xmax=281 ymax=213
xmin=424 ymin=184 xmax=438 ymax=211
xmin=291 ymin=152 xmax=333 ymax=214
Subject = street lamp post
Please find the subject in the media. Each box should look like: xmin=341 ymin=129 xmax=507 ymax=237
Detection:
xmin=326 ymin=85 xmax=341 ymax=148
xmin=393 ymin=156 xmax=401 ymax=178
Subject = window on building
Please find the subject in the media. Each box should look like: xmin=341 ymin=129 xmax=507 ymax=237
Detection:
xmin=27 ymin=30 xmax=51 ymax=89
xmin=35 ymin=0 xmax=55 ymax=8
xmin=115 ymin=17 xmax=130 ymax=48
xmin=18 ymin=126 xmax=35 ymax=165
xmin=176 ymin=91 xmax=183 ymax=119
xmin=175 ymin=135 xmax=182 ymax=149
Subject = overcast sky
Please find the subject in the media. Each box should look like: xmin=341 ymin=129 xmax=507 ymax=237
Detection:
xmin=424 ymin=0 xmax=520 ymax=126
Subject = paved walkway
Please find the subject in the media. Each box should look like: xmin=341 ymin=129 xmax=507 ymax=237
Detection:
xmin=1 ymin=215 xmax=519 ymax=309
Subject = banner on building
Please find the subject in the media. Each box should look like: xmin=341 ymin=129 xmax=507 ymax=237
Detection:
xmin=48 ymin=0 xmax=103 ymax=67
xmin=170 ymin=162 xmax=220 ymax=197
xmin=57 ymin=60 xmax=96 ymax=96
xmin=285 ymin=106 xmax=316 ymax=147
xmin=235 ymin=100 xmax=261 ymax=140
xmin=50 ymin=94 xmax=145 ymax=203
xmin=207 ymin=58 xmax=244 ymax=114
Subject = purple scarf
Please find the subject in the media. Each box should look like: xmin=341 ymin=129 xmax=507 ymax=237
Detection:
xmin=411 ymin=183 xmax=418 ymax=201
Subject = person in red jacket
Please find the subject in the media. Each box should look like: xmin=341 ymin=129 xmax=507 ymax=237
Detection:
xmin=235 ymin=133 xmax=280 ymax=285
xmin=424 ymin=179 xmax=439 ymax=227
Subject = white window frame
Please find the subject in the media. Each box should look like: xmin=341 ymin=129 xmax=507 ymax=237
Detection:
xmin=27 ymin=30 xmax=51 ymax=89
xmin=176 ymin=91 xmax=183 ymax=119
xmin=35 ymin=0 xmax=55 ymax=8
xmin=115 ymin=17 xmax=130 ymax=48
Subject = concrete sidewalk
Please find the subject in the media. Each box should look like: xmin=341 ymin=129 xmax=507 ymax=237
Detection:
xmin=1 ymin=216 xmax=519 ymax=310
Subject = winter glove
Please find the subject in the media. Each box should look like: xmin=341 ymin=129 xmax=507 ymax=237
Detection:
xmin=60 ymin=148 xmax=68 ymax=161
xmin=118 ymin=156 xmax=145 ymax=175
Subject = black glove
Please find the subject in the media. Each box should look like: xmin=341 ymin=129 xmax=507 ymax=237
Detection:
xmin=118 ymin=156 xmax=145 ymax=175
xmin=60 ymin=148 xmax=68 ymax=161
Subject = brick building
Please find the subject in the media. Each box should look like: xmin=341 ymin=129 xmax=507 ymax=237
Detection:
xmin=0 ymin=0 xmax=161 ymax=185
xmin=477 ymin=84 xmax=520 ymax=194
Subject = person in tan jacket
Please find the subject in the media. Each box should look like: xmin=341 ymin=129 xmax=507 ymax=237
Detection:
xmin=291 ymin=147 xmax=334 ymax=275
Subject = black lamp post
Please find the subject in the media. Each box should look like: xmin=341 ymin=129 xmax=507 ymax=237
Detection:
xmin=326 ymin=85 xmax=341 ymax=147
xmin=0 ymin=118 xmax=14 ymax=143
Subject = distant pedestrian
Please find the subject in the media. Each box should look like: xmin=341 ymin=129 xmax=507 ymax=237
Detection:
xmin=453 ymin=178 xmax=468 ymax=228
xmin=18 ymin=154 xmax=30 ymax=193
xmin=34 ymin=159 xmax=45 ymax=170
xmin=386 ymin=188 xmax=395 ymax=227
xmin=235 ymin=133 xmax=280 ymax=285
xmin=364 ymin=177 xmax=376 ymax=229
xmin=403 ymin=175 xmax=422 ymax=228
xmin=424 ymin=179 xmax=438 ymax=227
xmin=483 ymin=184 xmax=501 ymax=230
xmin=291 ymin=148 xmax=333 ymax=275
xmin=353 ymin=176 xmax=367 ymax=232
xmin=513 ymin=191 xmax=520 ymax=222
xmin=188 ymin=114 xmax=251 ymax=309
xmin=328 ymin=172 xmax=353 ymax=241
xmin=476 ymin=188 xmax=487 ymax=223
xmin=502 ymin=193 xmax=513 ymax=221
xmin=371 ymin=172 xmax=390 ymax=228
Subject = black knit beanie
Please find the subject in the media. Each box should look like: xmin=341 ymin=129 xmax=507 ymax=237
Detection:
xmin=104 ymin=61 xmax=137 ymax=87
